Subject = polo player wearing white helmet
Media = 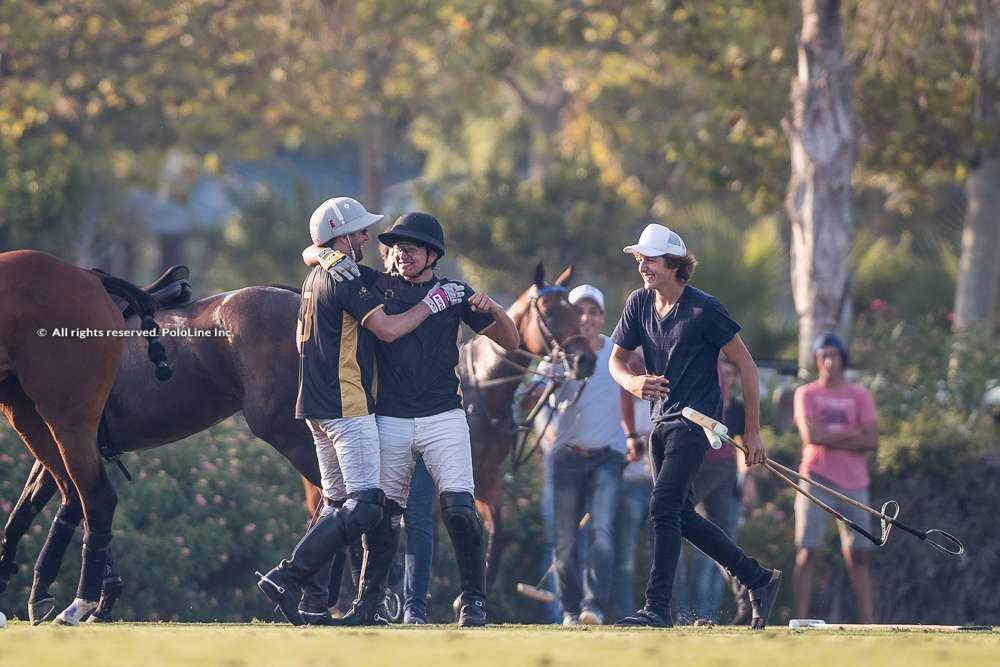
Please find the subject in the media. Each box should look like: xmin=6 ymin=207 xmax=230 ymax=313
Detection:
xmin=256 ymin=197 xmax=468 ymax=626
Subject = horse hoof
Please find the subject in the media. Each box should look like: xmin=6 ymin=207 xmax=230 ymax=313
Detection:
xmin=52 ymin=598 xmax=98 ymax=627
xmin=28 ymin=597 xmax=56 ymax=626
xmin=85 ymin=612 xmax=111 ymax=623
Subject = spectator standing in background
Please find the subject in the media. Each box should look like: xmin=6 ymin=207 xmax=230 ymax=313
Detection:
xmin=792 ymin=333 xmax=879 ymax=624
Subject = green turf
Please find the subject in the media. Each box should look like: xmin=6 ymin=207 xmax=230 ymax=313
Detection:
xmin=0 ymin=622 xmax=997 ymax=667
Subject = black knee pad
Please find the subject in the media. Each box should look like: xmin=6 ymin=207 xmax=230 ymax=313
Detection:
xmin=341 ymin=488 xmax=385 ymax=536
xmin=440 ymin=492 xmax=483 ymax=537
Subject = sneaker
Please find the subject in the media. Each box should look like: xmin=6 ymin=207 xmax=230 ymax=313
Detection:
xmin=579 ymin=608 xmax=604 ymax=626
xmin=256 ymin=569 xmax=305 ymax=626
xmin=614 ymin=607 xmax=673 ymax=628
xmin=458 ymin=598 xmax=488 ymax=628
xmin=403 ymin=607 xmax=428 ymax=625
xmin=748 ymin=569 xmax=783 ymax=630
xmin=330 ymin=599 xmax=392 ymax=627
xmin=562 ymin=612 xmax=580 ymax=626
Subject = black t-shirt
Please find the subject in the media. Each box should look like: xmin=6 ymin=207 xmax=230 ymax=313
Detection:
xmin=295 ymin=265 xmax=384 ymax=420
xmin=611 ymin=285 xmax=741 ymax=426
xmin=372 ymin=273 xmax=495 ymax=418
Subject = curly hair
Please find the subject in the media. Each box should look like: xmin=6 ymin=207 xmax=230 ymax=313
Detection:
xmin=664 ymin=252 xmax=698 ymax=283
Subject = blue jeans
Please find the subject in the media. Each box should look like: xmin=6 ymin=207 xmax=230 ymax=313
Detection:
xmin=540 ymin=452 xmax=563 ymax=622
xmin=553 ymin=447 xmax=625 ymax=615
xmin=611 ymin=477 xmax=653 ymax=619
xmin=403 ymin=456 xmax=435 ymax=616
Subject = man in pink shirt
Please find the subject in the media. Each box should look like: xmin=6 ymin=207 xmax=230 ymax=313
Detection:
xmin=792 ymin=333 xmax=879 ymax=623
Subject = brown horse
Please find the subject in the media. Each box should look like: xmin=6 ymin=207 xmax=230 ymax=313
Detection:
xmin=0 ymin=275 xmax=323 ymax=623
xmin=0 ymin=250 xmax=169 ymax=625
xmin=461 ymin=263 xmax=596 ymax=584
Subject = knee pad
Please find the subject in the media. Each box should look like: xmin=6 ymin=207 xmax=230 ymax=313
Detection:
xmin=440 ymin=492 xmax=483 ymax=537
xmin=341 ymin=488 xmax=385 ymax=536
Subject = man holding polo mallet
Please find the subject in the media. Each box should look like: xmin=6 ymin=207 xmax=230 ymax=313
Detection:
xmin=608 ymin=223 xmax=782 ymax=629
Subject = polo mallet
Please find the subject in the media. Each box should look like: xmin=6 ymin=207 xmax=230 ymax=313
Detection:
xmin=682 ymin=407 xmax=965 ymax=556
xmin=516 ymin=513 xmax=591 ymax=602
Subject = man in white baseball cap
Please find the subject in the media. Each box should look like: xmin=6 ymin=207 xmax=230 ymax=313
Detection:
xmin=622 ymin=223 xmax=688 ymax=258
xmin=608 ymin=222 xmax=782 ymax=630
xmin=527 ymin=282 xmax=636 ymax=626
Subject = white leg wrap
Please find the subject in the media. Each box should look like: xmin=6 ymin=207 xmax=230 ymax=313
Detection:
xmin=53 ymin=597 xmax=99 ymax=626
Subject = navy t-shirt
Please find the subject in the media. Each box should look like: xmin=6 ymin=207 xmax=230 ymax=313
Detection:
xmin=611 ymin=285 xmax=740 ymax=426
xmin=372 ymin=273 xmax=495 ymax=418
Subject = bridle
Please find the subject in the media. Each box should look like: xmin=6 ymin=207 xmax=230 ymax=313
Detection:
xmin=464 ymin=284 xmax=590 ymax=468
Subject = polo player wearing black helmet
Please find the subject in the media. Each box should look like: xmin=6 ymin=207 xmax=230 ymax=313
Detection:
xmin=302 ymin=211 xmax=519 ymax=627
xmin=256 ymin=198 xmax=469 ymax=626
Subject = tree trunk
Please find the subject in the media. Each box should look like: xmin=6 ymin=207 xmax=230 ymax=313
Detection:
xmin=954 ymin=0 xmax=1000 ymax=333
xmin=783 ymin=0 xmax=859 ymax=375
xmin=359 ymin=48 xmax=387 ymax=213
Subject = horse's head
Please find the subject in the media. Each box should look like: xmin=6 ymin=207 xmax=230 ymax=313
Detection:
xmin=510 ymin=263 xmax=597 ymax=380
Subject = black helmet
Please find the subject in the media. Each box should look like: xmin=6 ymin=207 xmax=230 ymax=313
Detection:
xmin=378 ymin=212 xmax=446 ymax=258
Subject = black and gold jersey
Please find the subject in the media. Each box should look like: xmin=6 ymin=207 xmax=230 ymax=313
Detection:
xmin=372 ymin=273 xmax=495 ymax=418
xmin=295 ymin=265 xmax=384 ymax=420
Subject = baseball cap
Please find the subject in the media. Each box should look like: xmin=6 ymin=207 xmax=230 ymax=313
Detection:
xmin=309 ymin=197 xmax=384 ymax=246
xmin=623 ymin=223 xmax=687 ymax=257
xmin=812 ymin=332 xmax=849 ymax=367
xmin=568 ymin=284 xmax=605 ymax=311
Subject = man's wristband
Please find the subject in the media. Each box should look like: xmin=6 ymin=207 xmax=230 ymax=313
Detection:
xmin=625 ymin=432 xmax=639 ymax=439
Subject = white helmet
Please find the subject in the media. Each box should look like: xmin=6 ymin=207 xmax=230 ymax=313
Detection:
xmin=309 ymin=197 xmax=384 ymax=246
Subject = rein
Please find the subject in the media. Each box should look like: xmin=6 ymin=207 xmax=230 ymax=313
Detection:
xmin=463 ymin=283 xmax=590 ymax=469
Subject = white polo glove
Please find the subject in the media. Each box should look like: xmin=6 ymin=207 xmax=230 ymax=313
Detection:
xmin=317 ymin=248 xmax=360 ymax=282
xmin=421 ymin=281 xmax=466 ymax=313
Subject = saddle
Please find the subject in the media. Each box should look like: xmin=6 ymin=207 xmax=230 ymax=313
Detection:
xmin=91 ymin=265 xmax=194 ymax=317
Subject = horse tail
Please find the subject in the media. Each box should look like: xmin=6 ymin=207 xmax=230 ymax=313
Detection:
xmin=95 ymin=273 xmax=173 ymax=382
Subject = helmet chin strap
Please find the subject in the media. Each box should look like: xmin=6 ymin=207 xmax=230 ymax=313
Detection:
xmin=345 ymin=235 xmax=359 ymax=262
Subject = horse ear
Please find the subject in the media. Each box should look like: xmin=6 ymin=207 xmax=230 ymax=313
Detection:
xmin=534 ymin=262 xmax=545 ymax=289
xmin=554 ymin=265 xmax=574 ymax=287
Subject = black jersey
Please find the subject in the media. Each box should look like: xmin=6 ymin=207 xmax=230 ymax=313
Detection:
xmin=295 ymin=265 xmax=384 ymax=420
xmin=372 ymin=273 xmax=495 ymax=418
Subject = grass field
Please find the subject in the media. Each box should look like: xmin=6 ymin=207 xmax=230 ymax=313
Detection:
xmin=0 ymin=622 xmax=997 ymax=667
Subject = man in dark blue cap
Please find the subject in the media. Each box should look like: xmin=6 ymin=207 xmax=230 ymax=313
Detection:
xmin=792 ymin=332 xmax=879 ymax=623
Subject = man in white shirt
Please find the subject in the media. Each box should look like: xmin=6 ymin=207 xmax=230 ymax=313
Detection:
xmin=531 ymin=284 xmax=633 ymax=626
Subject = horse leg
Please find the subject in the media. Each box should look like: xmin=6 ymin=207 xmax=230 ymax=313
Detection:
xmin=0 ymin=460 xmax=58 ymax=594
xmin=0 ymin=380 xmax=81 ymax=624
xmin=50 ymin=440 xmax=117 ymax=626
xmin=87 ymin=547 xmax=123 ymax=622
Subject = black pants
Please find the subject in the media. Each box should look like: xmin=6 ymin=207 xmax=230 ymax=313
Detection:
xmin=644 ymin=422 xmax=767 ymax=614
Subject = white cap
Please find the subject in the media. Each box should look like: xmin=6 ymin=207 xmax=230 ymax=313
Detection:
xmin=623 ymin=223 xmax=687 ymax=257
xmin=569 ymin=284 xmax=605 ymax=312
xmin=309 ymin=197 xmax=384 ymax=246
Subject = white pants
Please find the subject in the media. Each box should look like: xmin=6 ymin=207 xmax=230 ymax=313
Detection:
xmin=307 ymin=414 xmax=381 ymax=503
xmin=377 ymin=409 xmax=475 ymax=506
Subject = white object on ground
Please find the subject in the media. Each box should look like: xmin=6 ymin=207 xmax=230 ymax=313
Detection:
xmin=0 ymin=611 xmax=7 ymax=628
xmin=789 ymin=619 xmax=827 ymax=628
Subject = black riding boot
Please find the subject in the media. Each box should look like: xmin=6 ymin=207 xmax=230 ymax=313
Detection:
xmin=333 ymin=502 xmax=402 ymax=626
xmin=440 ymin=492 xmax=487 ymax=627
xmin=257 ymin=489 xmax=384 ymax=625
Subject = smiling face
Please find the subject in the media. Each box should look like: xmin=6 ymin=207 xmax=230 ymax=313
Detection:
xmin=333 ymin=228 xmax=370 ymax=261
xmin=393 ymin=242 xmax=437 ymax=281
xmin=634 ymin=253 xmax=672 ymax=290
xmin=575 ymin=298 xmax=605 ymax=341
